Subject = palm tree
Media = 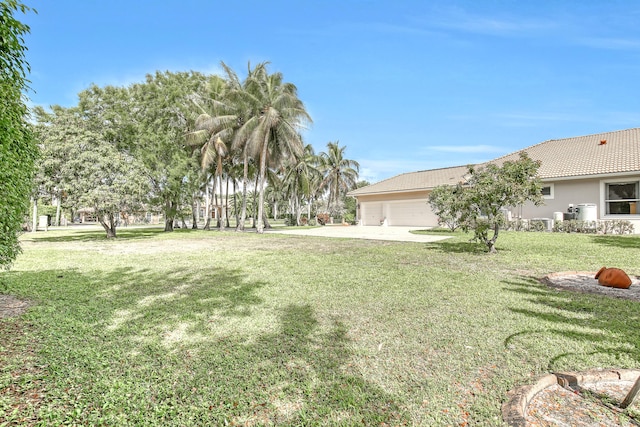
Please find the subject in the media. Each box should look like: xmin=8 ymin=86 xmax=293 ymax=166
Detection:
xmin=282 ymin=143 xmax=322 ymax=225
xmin=319 ymin=141 xmax=360 ymax=217
xmin=185 ymin=75 xmax=236 ymax=230
xmin=231 ymin=63 xmax=312 ymax=233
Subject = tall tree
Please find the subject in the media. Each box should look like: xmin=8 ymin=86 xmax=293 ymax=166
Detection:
xmin=318 ymin=141 xmax=360 ymax=218
xmin=0 ymin=1 xmax=37 ymax=269
xmin=33 ymin=106 xmax=148 ymax=238
xmin=127 ymin=71 xmax=205 ymax=232
xmin=232 ymin=63 xmax=312 ymax=233
xmin=282 ymin=143 xmax=322 ymax=225
xmin=185 ymin=74 xmax=234 ymax=230
xmin=32 ymin=105 xmax=77 ymax=226
xmin=222 ymin=62 xmax=260 ymax=232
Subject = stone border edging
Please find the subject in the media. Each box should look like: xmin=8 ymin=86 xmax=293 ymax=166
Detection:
xmin=502 ymin=369 xmax=640 ymax=426
xmin=502 ymin=374 xmax=558 ymax=427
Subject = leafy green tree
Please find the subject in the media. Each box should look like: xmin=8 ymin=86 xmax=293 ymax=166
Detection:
xmin=32 ymin=105 xmax=78 ymax=226
xmin=454 ymin=153 xmax=543 ymax=253
xmin=33 ymin=106 xmax=147 ymax=238
xmin=318 ymin=141 xmax=360 ymax=218
xmin=0 ymin=1 xmax=37 ymax=269
xmin=127 ymin=71 xmax=205 ymax=232
xmin=428 ymin=185 xmax=465 ymax=231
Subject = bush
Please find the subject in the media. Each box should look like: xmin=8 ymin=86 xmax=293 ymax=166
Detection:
xmin=508 ymin=219 xmax=634 ymax=235
xmin=597 ymin=220 xmax=634 ymax=235
xmin=283 ymin=214 xmax=295 ymax=226
xmin=528 ymin=220 xmax=546 ymax=232
xmin=343 ymin=213 xmax=355 ymax=224
xmin=316 ymin=213 xmax=329 ymax=226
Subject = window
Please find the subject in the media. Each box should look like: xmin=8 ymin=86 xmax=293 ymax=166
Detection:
xmin=541 ymin=184 xmax=554 ymax=199
xmin=605 ymin=181 xmax=639 ymax=215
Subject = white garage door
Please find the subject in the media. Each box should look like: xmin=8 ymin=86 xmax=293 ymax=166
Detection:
xmin=387 ymin=200 xmax=437 ymax=227
xmin=360 ymin=202 xmax=383 ymax=226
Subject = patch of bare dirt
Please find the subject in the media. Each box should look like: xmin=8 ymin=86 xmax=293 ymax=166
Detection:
xmin=0 ymin=294 xmax=31 ymax=318
xmin=542 ymin=271 xmax=640 ymax=302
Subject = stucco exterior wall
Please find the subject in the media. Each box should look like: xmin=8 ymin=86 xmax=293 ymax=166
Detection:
xmin=516 ymin=178 xmax=600 ymax=219
xmin=510 ymin=176 xmax=640 ymax=233
xmin=354 ymin=175 xmax=640 ymax=233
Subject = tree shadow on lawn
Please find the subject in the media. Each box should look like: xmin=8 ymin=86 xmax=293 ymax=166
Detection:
xmin=27 ymin=227 xmax=166 ymax=243
xmin=502 ymin=276 xmax=640 ymax=372
xmin=589 ymin=235 xmax=640 ymax=250
xmin=423 ymin=240 xmax=488 ymax=254
xmin=4 ymin=267 xmax=410 ymax=425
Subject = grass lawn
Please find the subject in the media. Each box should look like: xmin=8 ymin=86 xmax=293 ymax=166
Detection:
xmin=1 ymin=226 xmax=640 ymax=426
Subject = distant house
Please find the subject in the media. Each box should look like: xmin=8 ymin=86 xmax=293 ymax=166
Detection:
xmin=348 ymin=128 xmax=640 ymax=232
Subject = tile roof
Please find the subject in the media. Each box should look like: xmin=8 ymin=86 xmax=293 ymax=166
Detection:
xmin=349 ymin=128 xmax=640 ymax=196
xmin=348 ymin=165 xmax=470 ymax=196
xmin=487 ymin=128 xmax=640 ymax=179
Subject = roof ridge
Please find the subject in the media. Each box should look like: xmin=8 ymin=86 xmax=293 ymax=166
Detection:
xmin=486 ymin=127 xmax=640 ymax=165
xmin=374 ymin=164 xmax=470 ymax=183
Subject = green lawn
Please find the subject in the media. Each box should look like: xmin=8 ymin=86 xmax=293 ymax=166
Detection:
xmin=1 ymin=227 xmax=639 ymax=426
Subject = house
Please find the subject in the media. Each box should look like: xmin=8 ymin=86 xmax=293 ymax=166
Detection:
xmin=348 ymin=128 xmax=640 ymax=232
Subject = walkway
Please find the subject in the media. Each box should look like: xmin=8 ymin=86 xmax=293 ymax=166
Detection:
xmin=267 ymin=225 xmax=452 ymax=243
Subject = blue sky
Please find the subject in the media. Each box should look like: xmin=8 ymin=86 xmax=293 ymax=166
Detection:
xmin=21 ymin=0 xmax=640 ymax=183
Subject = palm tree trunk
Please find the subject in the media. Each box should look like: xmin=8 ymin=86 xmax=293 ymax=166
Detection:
xmin=54 ymin=193 xmax=62 ymax=226
xmin=295 ymin=197 xmax=302 ymax=226
xmin=204 ymin=180 xmax=211 ymax=230
xmin=233 ymin=179 xmax=239 ymax=225
xmin=256 ymin=139 xmax=269 ymax=233
xmin=237 ymin=153 xmax=249 ymax=231
xmin=225 ymin=174 xmax=230 ymax=228
xmin=218 ymin=173 xmax=225 ymax=231
xmin=252 ymin=173 xmax=260 ymax=228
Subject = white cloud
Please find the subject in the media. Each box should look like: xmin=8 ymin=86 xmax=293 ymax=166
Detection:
xmin=424 ymin=7 xmax=557 ymax=37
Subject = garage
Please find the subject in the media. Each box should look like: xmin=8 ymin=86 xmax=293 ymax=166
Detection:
xmin=386 ymin=199 xmax=436 ymax=226
xmin=360 ymin=201 xmax=383 ymax=226
xmin=348 ymin=165 xmax=469 ymax=228
xmin=358 ymin=199 xmax=438 ymax=227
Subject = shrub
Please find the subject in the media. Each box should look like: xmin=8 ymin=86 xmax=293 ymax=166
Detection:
xmin=283 ymin=214 xmax=295 ymax=226
xmin=316 ymin=213 xmax=329 ymax=226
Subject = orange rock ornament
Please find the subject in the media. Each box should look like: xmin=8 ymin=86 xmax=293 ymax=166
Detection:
xmin=595 ymin=267 xmax=632 ymax=289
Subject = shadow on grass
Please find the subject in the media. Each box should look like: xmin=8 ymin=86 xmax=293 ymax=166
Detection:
xmin=4 ymin=266 xmax=409 ymax=425
xmin=410 ymin=228 xmax=457 ymax=235
xmin=502 ymin=275 xmax=640 ymax=371
xmin=423 ymin=240 xmax=488 ymax=254
xmin=28 ymin=226 xmax=167 ymax=243
xmin=589 ymin=235 xmax=640 ymax=250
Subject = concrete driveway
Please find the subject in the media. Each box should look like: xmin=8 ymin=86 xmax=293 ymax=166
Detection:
xmin=267 ymin=225 xmax=452 ymax=243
